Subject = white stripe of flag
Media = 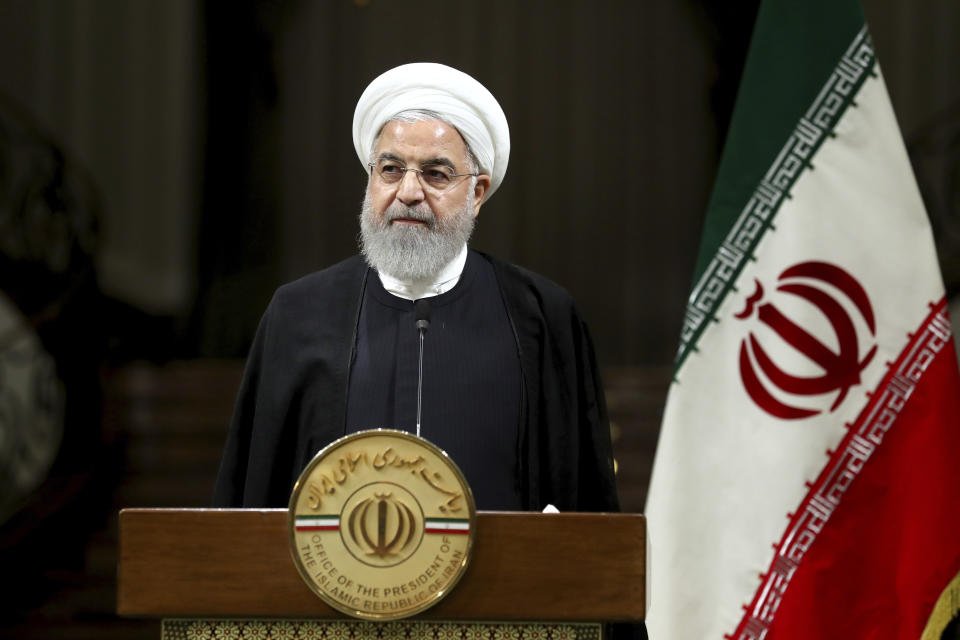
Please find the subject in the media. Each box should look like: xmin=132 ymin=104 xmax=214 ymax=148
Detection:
xmin=295 ymin=516 xmax=340 ymax=531
xmin=424 ymin=519 xmax=470 ymax=534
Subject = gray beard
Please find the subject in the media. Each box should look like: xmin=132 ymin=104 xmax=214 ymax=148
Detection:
xmin=359 ymin=191 xmax=476 ymax=281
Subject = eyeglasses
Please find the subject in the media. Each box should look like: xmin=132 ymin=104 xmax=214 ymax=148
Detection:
xmin=368 ymin=158 xmax=478 ymax=191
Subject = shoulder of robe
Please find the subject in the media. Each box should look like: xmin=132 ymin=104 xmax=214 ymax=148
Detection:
xmin=269 ymin=254 xmax=368 ymax=312
xmin=477 ymin=251 xmax=577 ymax=314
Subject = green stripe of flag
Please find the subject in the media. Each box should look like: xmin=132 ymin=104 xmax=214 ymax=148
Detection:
xmin=423 ymin=517 xmax=470 ymax=524
xmin=696 ymin=0 xmax=866 ymax=281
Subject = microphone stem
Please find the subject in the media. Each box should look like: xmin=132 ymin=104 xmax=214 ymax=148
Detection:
xmin=416 ymin=328 xmax=424 ymax=438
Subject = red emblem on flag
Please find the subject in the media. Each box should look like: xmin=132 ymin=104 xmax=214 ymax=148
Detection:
xmin=735 ymin=261 xmax=877 ymax=419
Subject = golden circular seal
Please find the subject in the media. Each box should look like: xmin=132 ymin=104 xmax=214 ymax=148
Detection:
xmin=288 ymin=429 xmax=476 ymax=620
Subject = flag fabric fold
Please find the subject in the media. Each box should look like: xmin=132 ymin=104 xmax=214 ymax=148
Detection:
xmin=644 ymin=0 xmax=960 ymax=638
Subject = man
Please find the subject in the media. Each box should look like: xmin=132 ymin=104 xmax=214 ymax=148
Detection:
xmin=213 ymin=63 xmax=618 ymax=514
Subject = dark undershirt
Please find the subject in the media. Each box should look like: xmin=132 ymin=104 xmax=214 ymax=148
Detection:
xmin=345 ymin=251 xmax=522 ymax=510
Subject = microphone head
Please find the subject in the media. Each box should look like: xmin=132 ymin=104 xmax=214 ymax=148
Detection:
xmin=414 ymin=299 xmax=431 ymax=332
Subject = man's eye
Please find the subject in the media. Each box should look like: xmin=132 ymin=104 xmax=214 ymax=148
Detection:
xmin=380 ymin=164 xmax=403 ymax=175
xmin=424 ymin=169 xmax=451 ymax=181
xmin=421 ymin=167 xmax=453 ymax=186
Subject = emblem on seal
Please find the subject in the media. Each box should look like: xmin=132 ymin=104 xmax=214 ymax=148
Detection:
xmin=288 ymin=430 xmax=476 ymax=620
xmin=734 ymin=261 xmax=877 ymax=419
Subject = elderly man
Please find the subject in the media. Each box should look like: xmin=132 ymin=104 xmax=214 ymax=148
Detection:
xmin=213 ymin=63 xmax=618 ymax=514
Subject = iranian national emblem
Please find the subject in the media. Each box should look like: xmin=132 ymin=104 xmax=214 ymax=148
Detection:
xmin=342 ymin=484 xmax=422 ymax=567
xmin=734 ymin=261 xmax=877 ymax=419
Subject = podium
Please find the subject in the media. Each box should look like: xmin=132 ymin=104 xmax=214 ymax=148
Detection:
xmin=117 ymin=509 xmax=645 ymax=639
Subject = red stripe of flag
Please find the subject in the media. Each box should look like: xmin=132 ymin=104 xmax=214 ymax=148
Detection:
xmin=425 ymin=527 xmax=469 ymax=535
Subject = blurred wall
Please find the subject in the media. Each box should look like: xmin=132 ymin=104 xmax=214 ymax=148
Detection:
xmin=0 ymin=0 xmax=202 ymax=317
xmin=864 ymin=0 xmax=960 ymax=136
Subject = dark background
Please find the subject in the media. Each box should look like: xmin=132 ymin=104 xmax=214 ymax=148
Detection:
xmin=0 ymin=0 xmax=958 ymax=637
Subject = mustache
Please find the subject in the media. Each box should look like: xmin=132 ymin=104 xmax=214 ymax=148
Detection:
xmin=383 ymin=204 xmax=436 ymax=228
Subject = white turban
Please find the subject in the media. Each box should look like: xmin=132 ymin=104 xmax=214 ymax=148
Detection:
xmin=352 ymin=62 xmax=510 ymax=199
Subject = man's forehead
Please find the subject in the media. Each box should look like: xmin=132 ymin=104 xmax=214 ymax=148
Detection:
xmin=374 ymin=119 xmax=469 ymax=162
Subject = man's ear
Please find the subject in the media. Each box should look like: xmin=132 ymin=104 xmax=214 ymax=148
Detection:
xmin=472 ymin=175 xmax=491 ymax=217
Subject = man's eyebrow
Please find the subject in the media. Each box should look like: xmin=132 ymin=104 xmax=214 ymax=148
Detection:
xmin=420 ymin=157 xmax=457 ymax=171
xmin=375 ymin=152 xmax=458 ymax=171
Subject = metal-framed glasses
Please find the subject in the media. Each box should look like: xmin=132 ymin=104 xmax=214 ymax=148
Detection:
xmin=368 ymin=158 xmax=478 ymax=191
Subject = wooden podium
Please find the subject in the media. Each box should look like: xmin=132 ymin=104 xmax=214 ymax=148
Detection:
xmin=117 ymin=509 xmax=645 ymax=639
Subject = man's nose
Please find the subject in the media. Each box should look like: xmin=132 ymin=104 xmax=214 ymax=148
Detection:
xmin=396 ymin=169 xmax=425 ymax=205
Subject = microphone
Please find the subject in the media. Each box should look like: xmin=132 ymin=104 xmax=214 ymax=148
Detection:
xmin=414 ymin=299 xmax=431 ymax=438
xmin=415 ymin=299 xmax=431 ymax=332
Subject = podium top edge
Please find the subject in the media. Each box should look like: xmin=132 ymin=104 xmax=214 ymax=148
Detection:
xmin=119 ymin=507 xmax=644 ymax=517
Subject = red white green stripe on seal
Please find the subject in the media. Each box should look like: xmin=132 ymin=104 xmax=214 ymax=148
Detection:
xmin=424 ymin=517 xmax=470 ymax=535
xmin=294 ymin=515 xmax=469 ymax=534
xmin=295 ymin=515 xmax=340 ymax=531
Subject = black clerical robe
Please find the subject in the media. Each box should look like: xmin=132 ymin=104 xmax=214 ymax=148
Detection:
xmin=212 ymin=251 xmax=619 ymax=513
xmin=345 ymin=251 xmax=523 ymax=510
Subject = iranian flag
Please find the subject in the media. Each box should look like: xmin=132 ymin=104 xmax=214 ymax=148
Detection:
xmin=644 ymin=0 xmax=960 ymax=638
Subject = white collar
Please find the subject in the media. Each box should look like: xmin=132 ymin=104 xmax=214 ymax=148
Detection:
xmin=377 ymin=244 xmax=468 ymax=300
